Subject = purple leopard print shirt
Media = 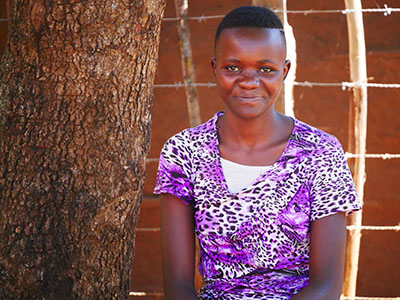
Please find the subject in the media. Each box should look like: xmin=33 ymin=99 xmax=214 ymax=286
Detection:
xmin=154 ymin=112 xmax=361 ymax=300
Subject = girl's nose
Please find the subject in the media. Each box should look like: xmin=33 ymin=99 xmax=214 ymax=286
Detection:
xmin=237 ymin=73 xmax=260 ymax=89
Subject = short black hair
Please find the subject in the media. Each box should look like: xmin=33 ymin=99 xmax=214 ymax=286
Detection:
xmin=214 ymin=6 xmax=285 ymax=51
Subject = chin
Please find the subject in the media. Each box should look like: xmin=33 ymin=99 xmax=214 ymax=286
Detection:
xmin=231 ymin=108 xmax=270 ymax=121
xmin=225 ymin=103 xmax=272 ymax=120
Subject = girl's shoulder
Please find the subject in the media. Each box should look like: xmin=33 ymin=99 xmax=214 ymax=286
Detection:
xmin=292 ymin=118 xmax=344 ymax=153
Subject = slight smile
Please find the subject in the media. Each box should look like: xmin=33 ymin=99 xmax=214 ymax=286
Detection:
xmin=233 ymin=96 xmax=265 ymax=103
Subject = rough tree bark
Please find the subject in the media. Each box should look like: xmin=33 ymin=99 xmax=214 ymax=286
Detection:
xmin=0 ymin=0 xmax=165 ymax=299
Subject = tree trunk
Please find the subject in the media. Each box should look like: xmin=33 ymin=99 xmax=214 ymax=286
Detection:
xmin=0 ymin=0 xmax=165 ymax=299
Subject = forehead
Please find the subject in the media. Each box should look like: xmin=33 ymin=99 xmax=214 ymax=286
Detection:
xmin=215 ymin=27 xmax=286 ymax=59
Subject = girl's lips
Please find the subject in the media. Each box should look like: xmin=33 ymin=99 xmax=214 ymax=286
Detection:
xmin=234 ymin=96 xmax=264 ymax=102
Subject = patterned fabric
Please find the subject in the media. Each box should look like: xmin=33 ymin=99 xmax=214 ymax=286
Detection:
xmin=154 ymin=111 xmax=361 ymax=300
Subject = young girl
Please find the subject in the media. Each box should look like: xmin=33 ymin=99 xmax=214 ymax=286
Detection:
xmin=154 ymin=6 xmax=361 ymax=300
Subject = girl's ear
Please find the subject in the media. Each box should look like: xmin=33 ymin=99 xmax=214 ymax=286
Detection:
xmin=211 ymin=57 xmax=217 ymax=77
xmin=283 ymin=59 xmax=291 ymax=80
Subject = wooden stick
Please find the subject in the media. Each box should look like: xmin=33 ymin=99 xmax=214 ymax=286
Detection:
xmin=282 ymin=0 xmax=296 ymax=118
xmin=174 ymin=0 xmax=201 ymax=127
xmin=343 ymin=0 xmax=368 ymax=298
xmin=174 ymin=0 xmax=202 ymax=290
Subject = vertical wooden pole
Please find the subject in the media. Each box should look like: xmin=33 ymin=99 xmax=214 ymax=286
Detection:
xmin=343 ymin=0 xmax=368 ymax=299
xmin=282 ymin=0 xmax=296 ymax=117
xmin=174 ymin=0 xmax=202 ymax=290
xmin=174 ymin=0 xmax=201 ymax=127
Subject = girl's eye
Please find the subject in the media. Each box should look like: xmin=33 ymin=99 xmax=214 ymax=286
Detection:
xmin=260 ymin=67 xmax=273 ymax=73
xmin=225 ymin=66 xmax=240 ymax=72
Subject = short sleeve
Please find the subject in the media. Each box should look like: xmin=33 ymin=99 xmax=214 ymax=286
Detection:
xmin=310 ymin=138 xmax=361 ymax=221
xmin=153 ymin=133 xmax=194 ymax=206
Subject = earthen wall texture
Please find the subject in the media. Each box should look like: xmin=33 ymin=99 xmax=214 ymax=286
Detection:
xmin=1 ymin=0 xmax=399 ymax=298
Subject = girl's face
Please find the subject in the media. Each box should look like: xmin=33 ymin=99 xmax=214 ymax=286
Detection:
xmin=212 ymin=27 xmax=290 ymax=121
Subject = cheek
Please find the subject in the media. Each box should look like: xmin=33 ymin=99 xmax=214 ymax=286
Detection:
xmin=263 ymin=76 xmax=284 ymax=92
xmin=217 ymin=75 xmax=235 ymax=92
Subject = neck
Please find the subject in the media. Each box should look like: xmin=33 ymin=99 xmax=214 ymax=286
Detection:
xmin=218 ymin=110 xmax=283 ymax=150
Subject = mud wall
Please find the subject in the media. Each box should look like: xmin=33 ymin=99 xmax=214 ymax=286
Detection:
xmin=133 ymin=0 xmax=400 ymax=298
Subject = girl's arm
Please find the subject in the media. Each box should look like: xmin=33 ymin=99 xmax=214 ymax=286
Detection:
xmin=290 ymin=212 xmax=347 ymax=300
xmin=161 ymin=193 xmax=199 ymax=300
